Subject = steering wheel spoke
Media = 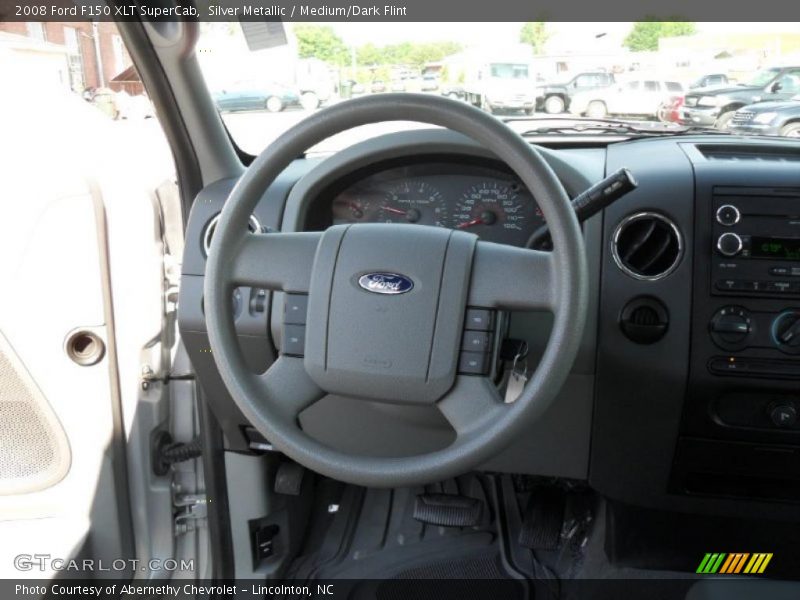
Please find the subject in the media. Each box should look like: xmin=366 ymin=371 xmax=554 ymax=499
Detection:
xmin=438 ymin=376 xmax=506 ymax=439
xmin=228 ymin=231 xmax=321 ymax=291
xmin=468 ymin=241 xmax=557 ymax=312
xmin=256 ymin=356 xmax=325 ymax=421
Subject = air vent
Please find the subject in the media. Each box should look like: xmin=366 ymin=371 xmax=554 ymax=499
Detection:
xmin=203 ymin=213 xmax=261 ymax=256
xmin=620 ymin=297 xmax=669 ymax=344
xmin=696 ymin=144 xmax=800 ymax=163
xmin=612 ymin=212 xmax=683 ymax=280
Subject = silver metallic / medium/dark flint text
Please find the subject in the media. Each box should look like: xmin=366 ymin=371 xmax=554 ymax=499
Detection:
xmin=300 ymin=5 xmax=408 ymax=16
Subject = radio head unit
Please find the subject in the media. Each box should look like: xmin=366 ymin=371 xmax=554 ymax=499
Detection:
xmin=711 ymin=187 xmax=800 ymax=298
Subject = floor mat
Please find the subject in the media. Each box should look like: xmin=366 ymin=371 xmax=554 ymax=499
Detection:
xmin=285 ymin=474 xmax=530 ymax=598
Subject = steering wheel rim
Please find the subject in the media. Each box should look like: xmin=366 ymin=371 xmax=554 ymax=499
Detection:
xmin=204 ymin=93 xmax=588 ymax=487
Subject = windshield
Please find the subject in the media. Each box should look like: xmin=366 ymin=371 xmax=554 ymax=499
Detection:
xmin=490 ymin=63 xmax=530 ymax=79
xmin=196 ymin=23 xmax=800 ymax=155
xmin=745 ymin=68 xmax=781 ymax=87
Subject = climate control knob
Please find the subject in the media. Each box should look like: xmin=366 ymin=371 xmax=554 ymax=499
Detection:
xmin=771 ymin=310 xmax=800 ymax=355
xmin=717 ymin=232 xmax=743 ymax=257
xmin=710 ymin=306 xmax=752 ymax=350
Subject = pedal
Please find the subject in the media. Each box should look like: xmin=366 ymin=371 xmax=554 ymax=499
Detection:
xmin=413 ymin=493 xmax=483 ymax=527
xmin=518 ymin=487 xmax=565 ymax=551
xmin=274 ymin=461 xmax=305 ymax=496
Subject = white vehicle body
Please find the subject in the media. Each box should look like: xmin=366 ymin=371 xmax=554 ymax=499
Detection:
xmin=442 ymin=44 xmax=538 ymax=112
xmin=569 ymin=78 xmax=686 ymax=118
xmin=293 ymin=57 xmax=336 ymax=108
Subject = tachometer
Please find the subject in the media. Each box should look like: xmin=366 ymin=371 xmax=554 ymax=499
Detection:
xmin=332 ymin=191 xmax=381 ymax=224
xmin=379 ymin=181 xmax=448 ymax=227
xmin=453 ymin=182 xmax=532 ymax=240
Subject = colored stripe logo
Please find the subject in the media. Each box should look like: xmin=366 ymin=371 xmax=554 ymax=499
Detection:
xmin=696 ymin=553 xmax=772 ymax=574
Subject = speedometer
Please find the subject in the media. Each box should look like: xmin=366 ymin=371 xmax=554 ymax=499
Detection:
xmin=379 ymin=181 xmax=448 ymax=227
xmin=453 ymin=181 xmax=535 ymax=244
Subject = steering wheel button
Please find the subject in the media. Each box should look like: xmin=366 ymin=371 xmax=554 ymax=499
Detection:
xmin=284 ymin=293 xmax=309 ymax=325
xmin=465 ymin=308 xmax=494 ymax=331
xmin=458 ymin=351 xmax=490 ymax=375
xmin=462 ymin=331 xmax=491 ymax=352
xmin=282 ymin=324 xmax=306 ymax=357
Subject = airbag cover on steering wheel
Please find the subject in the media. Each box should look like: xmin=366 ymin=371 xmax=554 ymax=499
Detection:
xmin=304 ymin=223 xmax=476 ymax=404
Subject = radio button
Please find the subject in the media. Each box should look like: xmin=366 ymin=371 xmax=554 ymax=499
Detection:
xmin=765 ymin=281 xmax=793 ymax=293
xmin=717 ymin=232 xmax=743 ymax=257
xmin=716 ymin=204 xmax=741 ymax=226
xmin=714 ymin=279 xmax=745 ymax=291
xmin=740 ymin=280 xmax=762 ymax=292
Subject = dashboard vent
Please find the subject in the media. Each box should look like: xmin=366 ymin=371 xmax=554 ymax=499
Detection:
xmin=620 ymin=297 xmax=669 ymax=344
xmin=696 ymin=144 xmax=800 ymax=163
xmin=203 ymin=213 xmax=261 ymax=256
xmin=612 ymin=212 xmax=683 ymax=280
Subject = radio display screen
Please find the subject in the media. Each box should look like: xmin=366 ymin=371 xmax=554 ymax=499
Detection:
xmin=751 ymin=236 xmax=800 ymax=261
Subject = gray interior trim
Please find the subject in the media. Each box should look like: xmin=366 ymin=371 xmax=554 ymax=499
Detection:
xmin=137 ymin=20 xmax=243 ymax=184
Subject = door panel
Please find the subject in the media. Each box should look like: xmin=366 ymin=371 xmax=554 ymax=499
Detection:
xmin=0 ymin=171 xmax=131 ymax=579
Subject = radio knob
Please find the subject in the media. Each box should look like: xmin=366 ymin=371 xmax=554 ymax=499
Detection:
xmin=717 ymin=232 xmax=743 ymax=257
xmin=716 ymin=204 xmax=741 ymax=226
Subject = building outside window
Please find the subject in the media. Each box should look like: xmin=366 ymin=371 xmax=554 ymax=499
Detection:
xmin=112 ymin=34 xmax=126 ymax=76
xmin=25 ymin=22 xmax=45 ymax=41
xmin=63 ymin=26 xmax=85 ymax=93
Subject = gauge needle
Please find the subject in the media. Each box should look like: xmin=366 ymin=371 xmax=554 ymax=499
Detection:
xmin=457 ymin=218 xmax=484 ymax=229
xmin=381 ymin=206 xmax=407 ymax=215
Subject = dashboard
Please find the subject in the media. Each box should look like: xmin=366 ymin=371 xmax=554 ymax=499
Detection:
xmin=327 ymin=161 xmax=544 ymax=247
xmin=179 ymin=128 xmax=800 ymax=523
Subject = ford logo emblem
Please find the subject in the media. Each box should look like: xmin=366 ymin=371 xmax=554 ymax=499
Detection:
xmin=358 ymin=272 xmax=414 ymax=295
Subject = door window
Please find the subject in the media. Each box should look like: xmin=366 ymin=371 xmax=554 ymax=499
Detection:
xmin=774 ymin=71 xmax=800 ymax=94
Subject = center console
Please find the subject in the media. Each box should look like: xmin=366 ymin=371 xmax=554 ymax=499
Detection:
xmin=592 ymin=139 xmax=800 ymax=517
xmin=675 ymin=170 xmax=800 ymax=504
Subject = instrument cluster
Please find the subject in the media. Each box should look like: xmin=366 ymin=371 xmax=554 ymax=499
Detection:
xmin=330 ymin=162 xmax=545 ymax=247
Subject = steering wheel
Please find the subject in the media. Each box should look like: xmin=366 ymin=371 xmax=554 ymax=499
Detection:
xmin=204 ymin=94 xmax=588 ymax=487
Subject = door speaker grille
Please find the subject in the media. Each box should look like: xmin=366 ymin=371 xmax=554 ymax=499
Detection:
xmin=0 ymin=332 xmax=70 ymax=494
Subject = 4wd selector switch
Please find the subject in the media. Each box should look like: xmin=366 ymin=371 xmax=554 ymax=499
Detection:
xmin=768 ymin=402 xmax=798 ymax=428
xmin=716 ymin=232 xmax=743 ymax=257
xmin=710 ymin=306 xmax=752 ymax=350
